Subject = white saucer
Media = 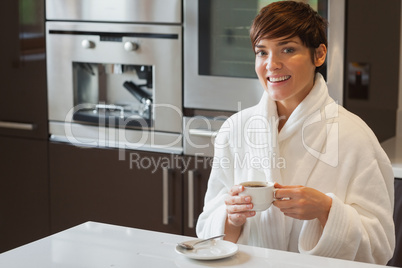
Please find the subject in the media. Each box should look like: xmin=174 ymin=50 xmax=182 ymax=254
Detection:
xmin=175 ymin=240 xmax=238 ymax=260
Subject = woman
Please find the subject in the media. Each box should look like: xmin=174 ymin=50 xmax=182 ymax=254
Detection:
xmin=196 ymin=1 xmax=395 ymax=264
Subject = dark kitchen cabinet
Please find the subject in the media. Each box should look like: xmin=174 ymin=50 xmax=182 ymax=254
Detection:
xmin=0 ymin=0 xmax=47 ymax=139
xmin=49 ymin=142 xmax=183 ymax=235
xmin=0 ymin=0 xmax=49 ymax=253
xmin=0 ymin=137 xmax=49 ymax=253
xmin=183 ymin=155 xmax=212 ymax=237
xmin=388 ymin=178 xmax=402 ymax=267
xmin=49 ymin=142 xmax=213 ymax=237
xmin=344 ymin=0 xmax=400 ymax=142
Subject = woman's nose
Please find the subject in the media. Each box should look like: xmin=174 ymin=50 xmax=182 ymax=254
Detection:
xmin=266 ymin=55 xmax=282 ymax=71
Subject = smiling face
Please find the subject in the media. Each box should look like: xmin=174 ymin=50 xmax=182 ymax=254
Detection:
xmin=254 ymin=36 xmax=326 ymax=109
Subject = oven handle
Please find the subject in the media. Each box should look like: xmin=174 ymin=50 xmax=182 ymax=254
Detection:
xmin=188 ymin=129 xmax=218 ymax=138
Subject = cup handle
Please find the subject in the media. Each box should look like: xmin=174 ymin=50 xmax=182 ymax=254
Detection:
xmin=273 ymin=188 xmax=291 ymax=201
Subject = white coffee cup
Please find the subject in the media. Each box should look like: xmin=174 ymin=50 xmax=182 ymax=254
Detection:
xmin=239 ymin=181 xmax=275 ymax=212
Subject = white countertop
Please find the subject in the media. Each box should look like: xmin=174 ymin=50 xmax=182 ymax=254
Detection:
xmin=0 ymin=221 xmax=392 ymax=267
xmin=381 ymin=136 xmax=402 ymax=178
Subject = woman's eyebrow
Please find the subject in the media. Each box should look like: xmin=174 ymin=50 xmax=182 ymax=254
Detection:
xmin=254 ymin=40 xmax=299 ymax=49
xmin=277 ymin=40 xmax=298 ymax=46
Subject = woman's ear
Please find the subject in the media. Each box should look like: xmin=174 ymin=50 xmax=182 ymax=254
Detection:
xmin=314 ymin=44 xmax=327 ymax=67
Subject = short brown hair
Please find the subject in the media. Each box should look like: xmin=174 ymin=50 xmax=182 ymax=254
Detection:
xmin=250 ymin=1 xmax=328 ymax=65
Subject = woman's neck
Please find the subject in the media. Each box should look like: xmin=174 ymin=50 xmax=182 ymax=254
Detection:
xmin=276 ymin=101 xmax=298 ymax=132
xmin=275 ymin=79 xmax=316 ymax=132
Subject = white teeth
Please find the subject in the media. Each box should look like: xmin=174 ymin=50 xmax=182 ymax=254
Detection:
xmin=269 ymin=75 xmax=290 ymax=82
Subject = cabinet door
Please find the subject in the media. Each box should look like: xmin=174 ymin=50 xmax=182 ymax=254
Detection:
xmin=344 ymin=0 xmax=400 ymax=142
xmin=388 ymin=178 xmax=402 ymax=267
xmin=0 ymin=0 xmax=47 ymax=139
xmin=183 ymin=155 xmax=212 ymax=237
xmin=49 ymin=143 xmax=183 ymax=235
xmin=0 ymin=137 xmax=49 ymax=253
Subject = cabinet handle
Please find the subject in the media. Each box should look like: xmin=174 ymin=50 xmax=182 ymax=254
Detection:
xmin=188 ymin=169 xmax=197 ymax=229
xmin=188 ymin=129 xmax=218 ymax=138
xmin=0 ymin=121 xmax=35 ymax=131
xmin=162 ymin=167 xmax=170 ymax=225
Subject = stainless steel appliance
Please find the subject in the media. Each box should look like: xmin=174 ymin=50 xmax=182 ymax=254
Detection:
xmin=183 ymin=0 xmax=345 ymax=157
xmin=46 ymin=0 xmax=183 ymax=153
xmin=46 ymin=0 xmax=181 ymax=24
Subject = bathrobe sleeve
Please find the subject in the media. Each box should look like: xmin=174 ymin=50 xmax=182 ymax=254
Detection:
xmin=196 ymin=121 xmax=234 ymax=239
xmin=298 ymin=112 xmax=395 ymax=265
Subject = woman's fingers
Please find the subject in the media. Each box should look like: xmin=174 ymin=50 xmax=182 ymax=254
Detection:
xmin=225 ymin=195 xmax=251 ymax=206
xmin=227 ymin=211 xmax=256 ymax=226
xmin=228 ymin=185 xmax=244 ymax=196
xmin=273 ymin=185 xmax=332 ymax=226
xmin=226 ymin=203 xmax=253 ymax=213
xmin=225 ymin=184 xmax=256 ymax=227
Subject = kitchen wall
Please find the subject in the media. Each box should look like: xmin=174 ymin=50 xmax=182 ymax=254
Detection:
xmin=344 ymin=0 xmax=401 ymax=142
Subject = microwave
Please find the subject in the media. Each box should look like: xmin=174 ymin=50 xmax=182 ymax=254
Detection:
xmin=183 ymin=0 xmax=345 ymax=112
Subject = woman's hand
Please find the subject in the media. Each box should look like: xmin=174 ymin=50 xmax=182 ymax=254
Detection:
xmin=225 ymin=185 xmax=256 ymax=226
xmin=224 ymin=185 xmax=256 ymax=242
xmin=273 ymin=183 xmax=332 ymax=227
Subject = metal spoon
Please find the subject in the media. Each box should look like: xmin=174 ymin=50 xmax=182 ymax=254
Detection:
xmin=177 ymin=234 xmax=225 ymax=250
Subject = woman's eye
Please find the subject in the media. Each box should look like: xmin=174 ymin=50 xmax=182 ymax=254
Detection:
xmin=283 ymin=47 xmax=295 ymax=53
xmin=255 ymin=50 xmax=267 ymax=57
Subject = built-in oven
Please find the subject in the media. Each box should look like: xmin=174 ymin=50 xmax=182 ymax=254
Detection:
xmin=46 ymin=0 xmax=183 ymax=153
xmin=183 ymin=0 xmax=345 ymax=157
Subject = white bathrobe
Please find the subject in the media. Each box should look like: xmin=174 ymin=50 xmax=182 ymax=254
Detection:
xmin=196 ymin=74 xmax=395 ymax=265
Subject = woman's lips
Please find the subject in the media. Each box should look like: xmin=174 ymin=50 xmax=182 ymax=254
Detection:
xmin=268 ymin=75 xmax=291 ymax=83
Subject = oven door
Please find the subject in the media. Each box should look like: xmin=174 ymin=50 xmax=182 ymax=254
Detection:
xmin=46 ymin=22 xmax=183 ymax=152
xmin=183 ymin=0 xmax=345 ymax=111
xmin=47 ymin=21 xmax=182 ymax=133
